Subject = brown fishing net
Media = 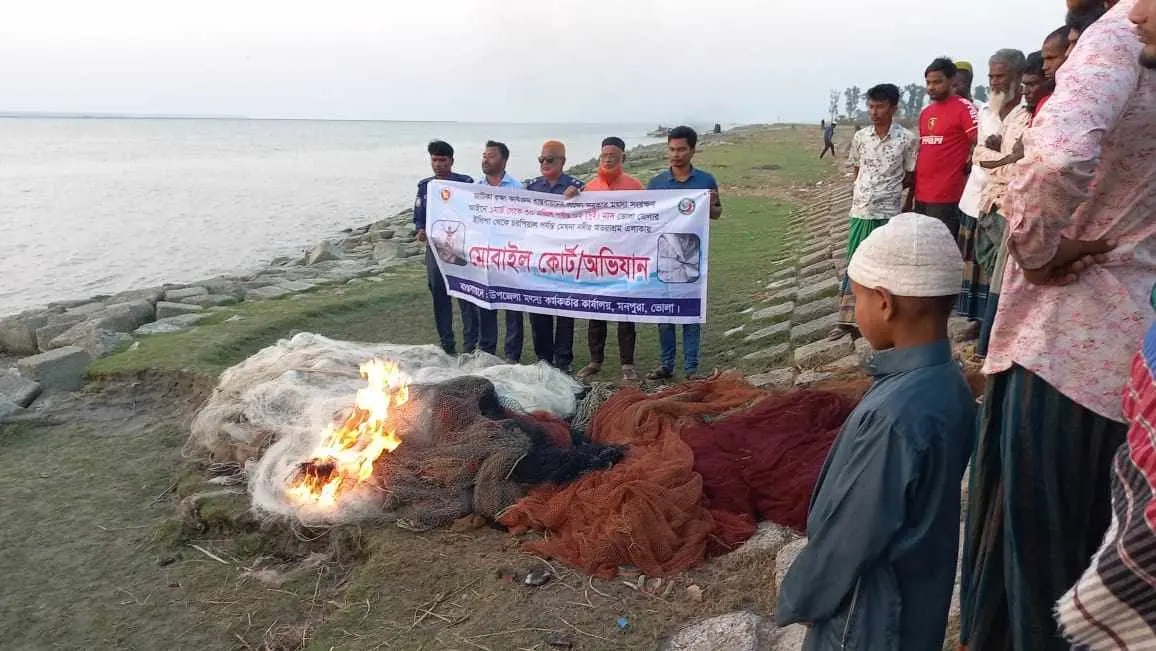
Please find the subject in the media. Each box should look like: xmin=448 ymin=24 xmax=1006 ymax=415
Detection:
xmin=682 ymin=390 xmax=855 ymax=532
xmin=500 ymin=373 xmax=766 ymax=578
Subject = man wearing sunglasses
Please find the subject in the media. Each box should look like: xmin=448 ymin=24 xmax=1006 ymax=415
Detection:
xmin=524 ymin=141 xmax=584 ymax=372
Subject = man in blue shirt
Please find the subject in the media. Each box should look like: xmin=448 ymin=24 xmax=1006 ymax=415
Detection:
xmin=414 ymin=140 xmax=477 ymax=355
xmin=645 ymin=126 xmax=722 ymax=380
xmin=475 ymin=140 xmax=526 ymax=362
xmin=524 ymin=140 xmax=584 ymax=372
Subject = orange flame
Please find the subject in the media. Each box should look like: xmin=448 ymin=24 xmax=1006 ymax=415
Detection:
xmin=287 ymin=359 xmax=410 ymax=508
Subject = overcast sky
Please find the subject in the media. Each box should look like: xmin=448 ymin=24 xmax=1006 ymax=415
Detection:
xmin=1 ymin=0 xmax=1068 ymax=124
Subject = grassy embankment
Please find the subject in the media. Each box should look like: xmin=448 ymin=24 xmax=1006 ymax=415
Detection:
xmin=0 ymin=125 xmax=838 ymax=650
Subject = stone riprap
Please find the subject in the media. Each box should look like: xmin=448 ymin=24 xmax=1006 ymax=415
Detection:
xmin=737 ymin=186 xmax=860 ymax=389
xmin=0 ymin=208 xmax=425 ymax=413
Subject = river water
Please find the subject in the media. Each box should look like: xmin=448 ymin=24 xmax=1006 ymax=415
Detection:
xmin=0 ymin=118 xmax=660 ymax=315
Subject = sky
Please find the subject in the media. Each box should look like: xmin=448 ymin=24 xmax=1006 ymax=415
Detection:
xmin=1 ymin=0 xmax=1070 ymax=124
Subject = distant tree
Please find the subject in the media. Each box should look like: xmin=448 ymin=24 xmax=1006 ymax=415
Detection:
xmin=974 ymin=85 xmax=989 ymax=102
xmin=828 ymin=90 xmax=840 ymax=120
xmin=844 ymin=86 xmax=862 ymax=120
xmin=903 ymin=83 xmax=927 ymax=118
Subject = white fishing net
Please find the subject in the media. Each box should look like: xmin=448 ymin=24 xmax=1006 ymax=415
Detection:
xmin=186 ymin=332 xmax=591 ymax=526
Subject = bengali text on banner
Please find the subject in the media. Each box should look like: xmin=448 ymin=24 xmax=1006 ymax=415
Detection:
xmin=426 ymin=180 xmax=711 ymax=324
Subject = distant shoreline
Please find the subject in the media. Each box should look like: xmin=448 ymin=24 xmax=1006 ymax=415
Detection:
xmin=0 ymin=113 xmax=678 ymax=126
xmin=0 ymin=123 xmax=743 ymax=323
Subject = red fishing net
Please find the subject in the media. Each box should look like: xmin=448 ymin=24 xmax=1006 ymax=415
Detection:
xmin=500 ymin=375 xmax=766 ymax=578
xmin=681 ymin=390 xmax=856 ymax=533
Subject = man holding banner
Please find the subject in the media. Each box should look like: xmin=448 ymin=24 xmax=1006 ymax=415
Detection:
xmin=424 ymin=136 xmax=710 ymax=387
xmin=475 ymin=140 xmax=526 ymax=362
xmin=645 ymin=126 xmax=722 ymax=381
xmin=414 ymin=140 xmax=478 ymax=356
xmin=524 ymin=140 xmax=584 ymax=372
xmin=576 ymin=137 xmax=646 ymax=383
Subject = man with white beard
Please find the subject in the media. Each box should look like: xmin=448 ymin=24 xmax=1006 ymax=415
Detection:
xmin=955 ymin=49 xmax=1026 ymax=338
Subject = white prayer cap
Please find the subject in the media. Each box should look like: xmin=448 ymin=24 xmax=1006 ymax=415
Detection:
xmin=847 ymin=213 xmax=963 ymax=297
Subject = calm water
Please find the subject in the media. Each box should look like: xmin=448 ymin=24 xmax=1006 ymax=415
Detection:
xmin=0 ymin=118 xmax=659 ymax=315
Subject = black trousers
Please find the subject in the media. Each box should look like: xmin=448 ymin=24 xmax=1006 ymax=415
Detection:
xmin=425 ymin=248 xmax=478 ymax=354
xmin=913 ymin=201 xmax=962 ymax=242
xmin=587 ymin=320 xmax=636 ymax=365
xmin=529 ymin=313 xmax=575 ymax=370
xmin=473 ymin=309 xmax=522 ymax=360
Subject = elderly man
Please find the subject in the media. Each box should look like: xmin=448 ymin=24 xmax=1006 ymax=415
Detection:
xmin=976 ymin=51 xmax=1052 ymax=359
xmin=476 ymin=140 xmax=526 ymax=362
xmin=576 ymin=137 xmax=645 ymax=383
xmin=956 ymin=49 xmax=1027 ymax=331
xmin=524 ymin=141 xmax=583 ymax=372
xmin=830 ymin=84 xmax=918 ymax=340
xmin=960 ymin=1 xmax=1156 ymax=649
xmin=1054 ymin=1 xmax=1156 ymax=645
xmin=912 ymin=57 xmax=978 ymax=239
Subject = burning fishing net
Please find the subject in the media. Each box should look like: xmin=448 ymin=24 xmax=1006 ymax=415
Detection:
xmin=187 ymin=333 xmax=615 ymax=526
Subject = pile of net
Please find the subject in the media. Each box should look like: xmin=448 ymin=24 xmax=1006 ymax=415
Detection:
xmin=682 ymin=389 xmax=856 ymax=531
xmin=500 ymin=375 xmax=766 ymax=578
xmin=500 ymin=376 xmax=857 ymax=578
xmin=187 ymin=333 xmax=620 ymax=526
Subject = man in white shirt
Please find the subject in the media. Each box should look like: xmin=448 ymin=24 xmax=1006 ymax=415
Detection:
xmin=956 ymin=49 xmax=1027 ymax=337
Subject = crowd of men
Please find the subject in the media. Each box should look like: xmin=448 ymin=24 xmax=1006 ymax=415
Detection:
xmin=412 ymin=126 xmax=722 ymax=384
xmin=406 ymin=0 xmax=1156 ymax=646
xmin=822 ymin=0 xmax=1156 ymax=648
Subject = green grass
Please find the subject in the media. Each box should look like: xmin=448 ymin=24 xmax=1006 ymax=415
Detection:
xmin=90 ymin=272 xmax=431 ymax=377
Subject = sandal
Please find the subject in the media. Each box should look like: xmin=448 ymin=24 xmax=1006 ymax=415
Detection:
xmin=621 ymin=365 xmax=640 ymax=382
xmin=576 ymin=363 xmax=602 ymax=380
xmin=827 ymin=325 xmax=854 ymax=341
xmin=647 ymin=367 xmax=674 ymax=381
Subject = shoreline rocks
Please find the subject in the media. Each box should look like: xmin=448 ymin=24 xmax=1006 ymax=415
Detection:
xmin=0 ymin=207 xmax=425 ymax=411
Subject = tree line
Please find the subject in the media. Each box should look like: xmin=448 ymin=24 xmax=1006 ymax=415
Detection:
xmin=827 ymin=84 xmax=989 ymax=122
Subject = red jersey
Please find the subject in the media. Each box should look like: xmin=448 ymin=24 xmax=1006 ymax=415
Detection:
xmin=1029 ymin=94 xmax=1051 ymax=127
xmin=914 ymin=96 xmax=978 ymax=204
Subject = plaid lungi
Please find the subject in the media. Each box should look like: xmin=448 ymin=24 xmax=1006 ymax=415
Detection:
xmin=956 ymin=212 xmax=990 ymax=320
xmin=1056 ymin=323 xmax=1156 ymax=647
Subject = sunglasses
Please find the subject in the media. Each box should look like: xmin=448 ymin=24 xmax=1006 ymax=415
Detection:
xmin=538 ymin=156 xmax=559 ymax=164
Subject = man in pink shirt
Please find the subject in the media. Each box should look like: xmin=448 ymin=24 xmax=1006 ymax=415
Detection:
xmin=961 ymin=2 xmax=1156 ymax=649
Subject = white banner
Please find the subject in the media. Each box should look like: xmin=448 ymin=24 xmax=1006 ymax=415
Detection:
xmin=426 ymin=180 xmax=710 ymax=324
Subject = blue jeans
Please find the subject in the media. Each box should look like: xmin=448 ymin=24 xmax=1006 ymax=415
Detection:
xmin=659 ymin=323 xmax=700 ymax=373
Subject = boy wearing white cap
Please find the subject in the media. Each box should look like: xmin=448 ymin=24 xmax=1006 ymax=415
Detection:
xmin=776 ymin=214 xmax=976 ymax=650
